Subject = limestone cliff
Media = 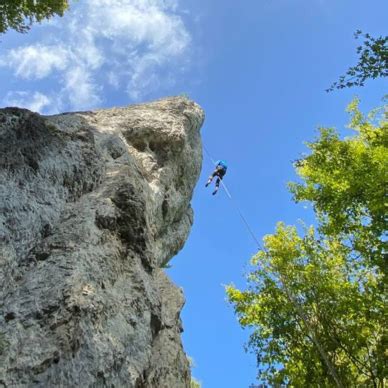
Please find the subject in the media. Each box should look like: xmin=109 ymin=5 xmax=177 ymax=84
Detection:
xmin=0 ymin=97 xmax=204 ymax=387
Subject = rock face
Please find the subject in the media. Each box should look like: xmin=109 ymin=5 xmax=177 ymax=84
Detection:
xmin=0 ymin=97 xmax=204 ymax=387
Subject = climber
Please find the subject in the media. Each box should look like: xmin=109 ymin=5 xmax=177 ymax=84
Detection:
xmin=205 ymin=160 xmax=228 ymax=195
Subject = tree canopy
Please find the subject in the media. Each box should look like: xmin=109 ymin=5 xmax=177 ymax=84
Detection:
xmin=328 ymin=31 xmax=388 ymax=91
xmin=0 ymin=0 xmax=69 ymax=34
xmin=227 ymin=99 xmax=387 ymax=387
xmin=191 ymin=378 xmax=201 ymax=388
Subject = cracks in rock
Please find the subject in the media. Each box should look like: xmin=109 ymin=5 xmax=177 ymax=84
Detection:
xmin=0 ymin=98 xmax=203 ymax=387
xmin=150 ymin=313 xmax=163 ymax=341
xmin=31 ymin=351 xmax=60 ymax=376
xmin=109 ymin=183 xmax=151 ymax=268
xmin=4 ymin=312 xmax=15 ymax=322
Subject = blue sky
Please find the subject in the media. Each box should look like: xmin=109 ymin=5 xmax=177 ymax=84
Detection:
xmin=1 ymin=0 xmax=387 ymax=387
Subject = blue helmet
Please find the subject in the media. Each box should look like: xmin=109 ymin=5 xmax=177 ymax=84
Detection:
xmin=217 ymin=160 xmax=228 ymax=170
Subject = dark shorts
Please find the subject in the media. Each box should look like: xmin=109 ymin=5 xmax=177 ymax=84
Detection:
xmin=213 ymin=166 xmax=226 ymax=179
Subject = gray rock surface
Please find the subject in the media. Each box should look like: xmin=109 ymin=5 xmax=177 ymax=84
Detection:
xmin=0 ymin=97 xmax=204 ymax=387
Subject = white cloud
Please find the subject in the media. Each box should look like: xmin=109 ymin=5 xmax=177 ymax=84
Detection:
xmin=3 ymin=45 xmax=69 ymax=80
xmin=3 ymin=91 xmax=56 ymax=113
xmin=64 ymin=66 xmax=102 ymax=109
xmin=0 ymin=0 xmax=191 ymax=112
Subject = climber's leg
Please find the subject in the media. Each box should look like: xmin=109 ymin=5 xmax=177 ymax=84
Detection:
xmin=205 ymin=171 xmax=216 ymax=187
xmin=212 ymin=177 xmax=221 ymax=195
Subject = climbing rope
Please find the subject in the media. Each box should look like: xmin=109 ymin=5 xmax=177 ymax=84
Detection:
xmin=202 ymin=143 xmax=344 ymax=387
xmin=203 ymin=144 xmax=262 ymax=249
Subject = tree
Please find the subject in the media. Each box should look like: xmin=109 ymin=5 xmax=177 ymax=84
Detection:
xmin=188 ymin=356 xmax=202 ymax=388
xmin=327 ymin=31 xmax=388 ymax=91
xmin=191 ymin=378 xmax=201 ymax=388
xmin=0 ymin=0 xmax=69 ymax=34
xmin=227 ymin=99 xmax=387 ymax=387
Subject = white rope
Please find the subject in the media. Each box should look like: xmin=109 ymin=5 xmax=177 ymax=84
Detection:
xmin=202 ymin=143 xmax=343 ymax=387
xmin=203 ymin=144 xmax=262 ymax=249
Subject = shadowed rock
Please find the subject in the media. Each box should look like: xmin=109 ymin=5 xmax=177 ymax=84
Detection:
xmin=0 ymin=97 xmax=204 ymax=387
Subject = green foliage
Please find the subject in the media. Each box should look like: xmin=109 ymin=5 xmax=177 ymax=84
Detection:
xmin=0 ymin=0 xmax=69 ymax=34
xmin=328 ymin=31 xmax=388 ymax=91
xmin=290 ymin=98 xmax=387 ymax=270
xmin=227 ymin=100 xmax=387 ymax=386
xmin=191 ymin=377 xmax=201 ymax=388
xmin=188 ymin=356 xmax=201 ymax=388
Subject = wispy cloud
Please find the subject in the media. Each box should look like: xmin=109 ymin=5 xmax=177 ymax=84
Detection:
xmin=0 ymin=0 xmax=191 ymax=113
xmin=64 ymin=66 xmax=102 ymax=108
xmin=2 ymin=45 xmax=70 ymax=79
xmin=3 ymin=91 xmax=58 ymax=113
